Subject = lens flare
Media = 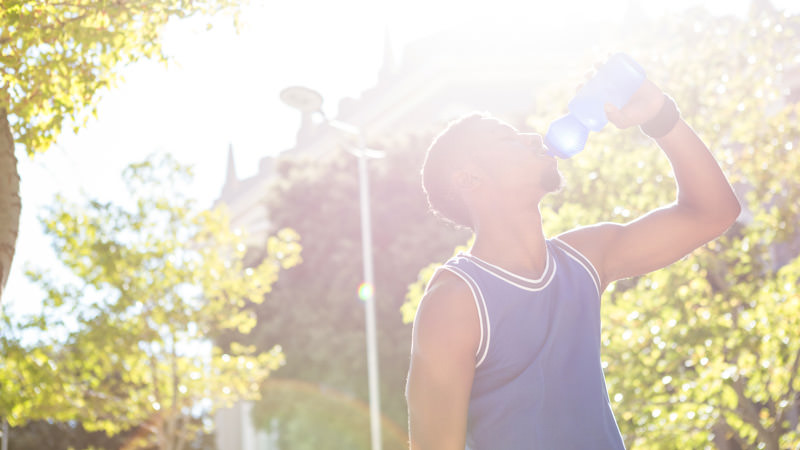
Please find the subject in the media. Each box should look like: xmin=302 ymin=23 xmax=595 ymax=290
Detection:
xmin=358 ymin=282 xmax=374 ymax=302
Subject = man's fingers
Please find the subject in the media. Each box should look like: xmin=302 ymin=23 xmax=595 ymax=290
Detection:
xmin=605 ymin=103 xmax=633 ymax=129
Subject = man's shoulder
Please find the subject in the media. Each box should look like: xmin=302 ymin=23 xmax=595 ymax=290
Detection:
xmin=412 ymin=267 xmax=480 ymax=356
xmin=422 ymin=267 xmax=475 ymax=313
xmin=554 ymin=223 xmax=623 ymax=292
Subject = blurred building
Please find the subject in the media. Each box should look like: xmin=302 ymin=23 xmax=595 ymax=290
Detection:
xmin=214 ymin=22 xmax=593 ymax=257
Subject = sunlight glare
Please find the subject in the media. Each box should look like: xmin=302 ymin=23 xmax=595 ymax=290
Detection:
xmin=358 ymin=282 xmax=374 ymax=302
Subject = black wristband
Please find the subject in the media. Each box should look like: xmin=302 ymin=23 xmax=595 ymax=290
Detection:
xmin=640 ymin=95 xmax=681 ymax=138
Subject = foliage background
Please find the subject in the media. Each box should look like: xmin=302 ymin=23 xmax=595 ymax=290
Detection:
xmin=1 ymin=155 xmax=300 ymax=450
xmin=2 ymin=2 xmax=800 ymax=450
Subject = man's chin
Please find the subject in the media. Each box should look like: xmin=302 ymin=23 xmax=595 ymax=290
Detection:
xmin=541 ymin=171 xmax=565 ymax=193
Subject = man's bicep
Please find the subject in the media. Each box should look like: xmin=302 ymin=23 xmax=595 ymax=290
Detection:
xmin=607 ymin=208 xmax=693 ymax=279
xmin=407 ymin=351 xmax=475 ymax=450
xmin=562 ymin=205 xmax=721 ymax=286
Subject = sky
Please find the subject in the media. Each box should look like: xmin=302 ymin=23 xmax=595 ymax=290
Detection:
xmin=4 ymin=0 xmax=799 ymax=321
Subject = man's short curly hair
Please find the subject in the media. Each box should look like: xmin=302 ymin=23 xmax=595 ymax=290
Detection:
xmin=420 ymin=112 xmax=491 ymax=229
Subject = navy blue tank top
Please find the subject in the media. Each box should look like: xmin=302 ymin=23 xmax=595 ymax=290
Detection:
xmin=441 ymin=238 xmax=625 ymax=450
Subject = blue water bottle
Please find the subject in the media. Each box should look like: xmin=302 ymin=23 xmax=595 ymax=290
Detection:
xmin=545 ymin=53 xmax=646 ymax=158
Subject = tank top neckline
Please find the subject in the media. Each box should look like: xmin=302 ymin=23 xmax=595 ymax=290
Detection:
xmin=458 ymin=241 xmax=557 ymax=291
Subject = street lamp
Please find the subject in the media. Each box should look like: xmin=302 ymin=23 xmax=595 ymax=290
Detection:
xmin=280 ymin=86 xmax=384 ymax=450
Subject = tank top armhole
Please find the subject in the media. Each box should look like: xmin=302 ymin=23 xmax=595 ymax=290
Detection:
xmin=440 ymin=265 xmax=491 ymax=369
xmin=551 ymin=238 xmax=602 ymax=298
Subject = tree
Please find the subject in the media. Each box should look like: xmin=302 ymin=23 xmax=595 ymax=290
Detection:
xmin=238 ymin=134 xmax=470 ymax=449
xmin=0 ymin=154 xmax=301 ymax=450
xmin=0 ymin=0 xmax=244 ymax=302
xmin=403 ymin=4 xmax=800 ymax=449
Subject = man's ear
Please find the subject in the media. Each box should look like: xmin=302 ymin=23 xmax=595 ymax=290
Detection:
xmin=452 ymin=169 xmax=482 ymax=192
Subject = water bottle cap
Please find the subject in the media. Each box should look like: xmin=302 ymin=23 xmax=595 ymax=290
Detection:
xmin=544 ymin=114 xmax=588 ymax=159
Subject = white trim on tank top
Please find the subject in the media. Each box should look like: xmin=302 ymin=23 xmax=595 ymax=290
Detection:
xmin=439 ymin=265 xmax=492 ymax=369
xmin=551 ymin=238 xmax=602 ymax=297
xmin=459 ymin=246 xmax=557 ymax=292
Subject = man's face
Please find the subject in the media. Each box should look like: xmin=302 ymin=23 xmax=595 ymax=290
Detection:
xmin=470 ymin=118 xmax=563 ymax=195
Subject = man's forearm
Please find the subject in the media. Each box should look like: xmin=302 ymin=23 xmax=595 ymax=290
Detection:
xmin=655 ymin=119 xmax=741 ymax=229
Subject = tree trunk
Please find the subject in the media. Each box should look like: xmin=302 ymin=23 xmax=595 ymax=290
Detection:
xmin=711 ymin=417 xmax=744 ymax=450
xmin=0 ymin=109 xmax=20 ymax=303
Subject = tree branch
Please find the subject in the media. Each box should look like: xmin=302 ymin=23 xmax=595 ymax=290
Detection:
xmin=777 ymin=346 xmax=800 ymax=429
xmin=150 ymin=350 xmax=166 ymax=450
xmin=167 ymin=334 xmax=179 ymax=450
xmin=712 ymin=415 xmax=750 ymax=450
xmin=174 ymin=414 xmax=188 ymax=450
xmin=731 ymin=376 xmax=780 ymax=450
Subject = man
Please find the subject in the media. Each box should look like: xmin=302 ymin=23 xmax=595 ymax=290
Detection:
xmin=405 ymin=69 xmax=741 ymax=449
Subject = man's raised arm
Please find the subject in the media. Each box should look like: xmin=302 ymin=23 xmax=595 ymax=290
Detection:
xmin=560 ymin=79 xmax=741 ymax=289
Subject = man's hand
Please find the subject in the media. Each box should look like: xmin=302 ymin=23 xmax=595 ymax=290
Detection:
xmin=604 ymin=78 xmax=665 ymax=129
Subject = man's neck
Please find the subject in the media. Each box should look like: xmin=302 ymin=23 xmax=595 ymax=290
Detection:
xmin=469 ymin=207 xmax=548 ymax=279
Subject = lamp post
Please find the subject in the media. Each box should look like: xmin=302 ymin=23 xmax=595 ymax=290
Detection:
xmin=280 ymin=86 xmax=384 ymax=450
